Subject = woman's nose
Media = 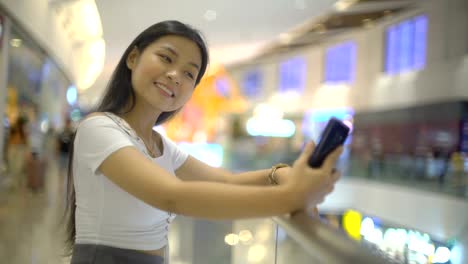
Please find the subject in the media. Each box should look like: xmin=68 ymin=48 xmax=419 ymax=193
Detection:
xmin=166 ymin=70 xmax=181 ymax=86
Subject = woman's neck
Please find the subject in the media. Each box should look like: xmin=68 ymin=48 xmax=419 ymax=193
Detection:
xmin=120 ymin=104 xmax=160 ymax=141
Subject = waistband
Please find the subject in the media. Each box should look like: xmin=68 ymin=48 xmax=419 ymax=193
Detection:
xmin=71 ymin=244 xmax=165 ymax=264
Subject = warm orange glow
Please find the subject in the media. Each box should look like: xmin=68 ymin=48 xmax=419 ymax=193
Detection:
xmin=165 ymin=65 xmax=248 ymax=142
xmin=6 ymin=87 xmax=19 ymax=123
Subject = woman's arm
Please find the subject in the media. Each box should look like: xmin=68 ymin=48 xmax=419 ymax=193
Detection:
xmin=99 ymin=143 xmax=341 ymax=220
xmin=100 ymin=147 xmax=298 ymax=219
xmin=176 ymin=155 xmax=290 ymax=186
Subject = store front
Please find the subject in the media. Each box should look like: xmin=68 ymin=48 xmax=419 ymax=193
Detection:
xmin=0 ymin=11 xmax=71 ymax=181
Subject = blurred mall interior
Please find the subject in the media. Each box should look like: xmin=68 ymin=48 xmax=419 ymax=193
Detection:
xmin=0 ymin=0 xmax=467 ymax=263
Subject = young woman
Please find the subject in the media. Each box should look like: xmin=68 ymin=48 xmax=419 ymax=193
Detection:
xmin=65 ymin=20 xmax=343 ymax=264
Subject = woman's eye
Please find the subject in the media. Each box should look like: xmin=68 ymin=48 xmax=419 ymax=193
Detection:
xmin=159 ymin=54 xmax=172 ymax=63
xmin=185 ymin=72 xmax=195 ymax=80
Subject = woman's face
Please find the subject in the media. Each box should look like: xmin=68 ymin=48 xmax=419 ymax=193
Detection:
xmin=127 ymin=35 xmax=202 ymax=113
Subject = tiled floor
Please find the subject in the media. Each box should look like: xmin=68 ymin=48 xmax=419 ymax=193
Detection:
xmin=0 ymin=157 xmax=70 ymax=264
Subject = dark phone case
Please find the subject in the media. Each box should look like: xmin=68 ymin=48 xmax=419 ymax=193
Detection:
xmin=307 ymin=117 xmax=350 ymax=168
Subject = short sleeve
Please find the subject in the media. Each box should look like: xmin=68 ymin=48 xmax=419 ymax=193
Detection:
xmin=74 ymin=116 xmax=135 ymax=174
xmin=161 ymin=135 xmax=188 ymax=169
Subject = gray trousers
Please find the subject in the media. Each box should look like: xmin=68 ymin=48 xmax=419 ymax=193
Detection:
xmin=71 ymin=244 xmax=165 ymax=264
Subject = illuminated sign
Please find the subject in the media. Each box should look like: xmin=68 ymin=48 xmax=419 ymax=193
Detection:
xmin=279 ymin=57 xmax=306 ymax=93
xmin=243 ymin=70 xmax=262 ymax=97
xmin=215 ymin=77 xmax=230 ymax=97
xmin=385 ymin=15 xmax=428 ymax=74
xmin=343 ymin=209 xmax=362 ymax=241
xmin=322 ymin=209 xmax=455 ymax=264
xmin=245 ymin=104 xmax=296 ymax=137
xmin=324 ymin=41 xmax=356 ymax=84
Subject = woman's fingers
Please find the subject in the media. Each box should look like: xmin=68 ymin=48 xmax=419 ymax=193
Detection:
xmin=295 ymin=141 xmax=316 ymax=166
xmin=331 ymin=170 xmax=341 ymax=182
xmin=309 ymin=206 xmax=319 ymax=217
xmin=322 ymin=146 xmax=343 ymax=172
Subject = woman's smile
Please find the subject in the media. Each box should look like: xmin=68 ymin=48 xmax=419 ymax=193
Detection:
xmin=153 ymin=81 xmax=175 ymax=98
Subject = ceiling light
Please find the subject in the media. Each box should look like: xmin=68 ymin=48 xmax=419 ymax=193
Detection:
xmin=334 ymin=0 xmax=357 ymax=11
xmin=204 ymin=10 xmax=217 ymax=21
xmin=76 ymin=39 xmax=105 ymax=90
xmin=53 ymin=0 xmax=105 ymax=91
xmin=10 ymin=38 xmax=22 ymax=47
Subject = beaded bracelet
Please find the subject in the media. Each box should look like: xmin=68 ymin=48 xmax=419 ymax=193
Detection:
xmin=268 ymin=163 xmax=289 ymax=185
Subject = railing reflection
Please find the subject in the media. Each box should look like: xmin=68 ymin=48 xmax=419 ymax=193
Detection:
xmin=273 ymin=211 xmax=394 ymax=264
xmin=169 ymin=211 xmax=395 ymax=264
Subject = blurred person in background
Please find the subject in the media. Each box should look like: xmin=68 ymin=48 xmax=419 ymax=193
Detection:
xmin=25 ymin=105 xmax=47 ymax=192
xmin=57 ymin=118 xmax=75 ymax=173
xmin=1 ymin=114 xmax=9 ymax=177
xmin=450 ymin=151 xmax=466 ymax=196
xmin=57 ymin=118 xmax=75 ymax=198
xmin=27 ymin=105 xmax=44 ymax=157
xmin=6 ymin=115 xmax=29 ymax=190
xmin=64 ymin=20 xmax=343 ymax=264
xmin=434 ymin=148 xmax=450 ymax=187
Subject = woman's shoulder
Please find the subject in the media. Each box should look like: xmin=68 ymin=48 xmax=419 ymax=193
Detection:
xmin=77 ymin=112 xmax=116 ymax=129
xmin=85 ymin=112 xmax=107 ymax=119
xmin=82 ymin=112 xmax=109 ymax=121
xmin=77 ymin=112 xmax=137 ymax=142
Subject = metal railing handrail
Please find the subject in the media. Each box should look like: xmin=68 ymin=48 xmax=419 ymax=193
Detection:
xmin=273 ymin=211 xmax=393 ymax=264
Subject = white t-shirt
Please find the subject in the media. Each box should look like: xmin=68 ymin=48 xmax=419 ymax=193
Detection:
xmin=73 ymin=112 xmax=188 ymax=250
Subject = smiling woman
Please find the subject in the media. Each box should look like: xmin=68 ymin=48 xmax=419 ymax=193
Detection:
xmin=64 ymin=20 xmax=343 ymax=264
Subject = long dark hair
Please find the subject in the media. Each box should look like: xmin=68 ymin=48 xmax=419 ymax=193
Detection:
xmin=63 ymin=20 xmax=209 ymax=254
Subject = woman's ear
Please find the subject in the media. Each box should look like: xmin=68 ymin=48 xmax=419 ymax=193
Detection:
xmin=126 ymin=46 xmax=140 ymax=70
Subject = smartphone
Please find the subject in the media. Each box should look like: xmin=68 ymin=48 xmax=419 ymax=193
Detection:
xmin=307 ymin=117 xmax=350 ymax=168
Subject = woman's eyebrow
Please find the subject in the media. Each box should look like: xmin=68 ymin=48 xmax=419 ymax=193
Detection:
xmin=161 ymin=46 xmax=178 ymax=56
xmin=189 ymin=62 xmax=200 ymax=70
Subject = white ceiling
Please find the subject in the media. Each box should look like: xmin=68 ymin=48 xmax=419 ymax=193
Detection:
xmin=81 ymin=0 xmax=336 ymax=106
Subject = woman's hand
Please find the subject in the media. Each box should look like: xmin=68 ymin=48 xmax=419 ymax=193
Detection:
xmin=285 ymin=142 xmax=343 ymax=212
xmin=275 ymin=166 xmax=291 ymax=185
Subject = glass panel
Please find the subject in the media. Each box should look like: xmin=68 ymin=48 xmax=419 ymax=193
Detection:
xmin=275 ymin=225 xmax=322 ymax=264
xmin=231 ymin=218 xmax=277 ymax=264
xmin=169 ymin=216 xmax=234 ymax=264
xmin=169 ymin=217 xmax=280 ymax=264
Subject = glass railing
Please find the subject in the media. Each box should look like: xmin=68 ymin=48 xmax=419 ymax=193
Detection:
xmin=273 ymin=212 xmax=395 ymax=264
xmin=226 ymin=146 xmax=468 ymax=199
xmin=345 ymin=155 xmax=468 ymax=198
xmin=168 ymin=211 xmax=394 ymax=264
